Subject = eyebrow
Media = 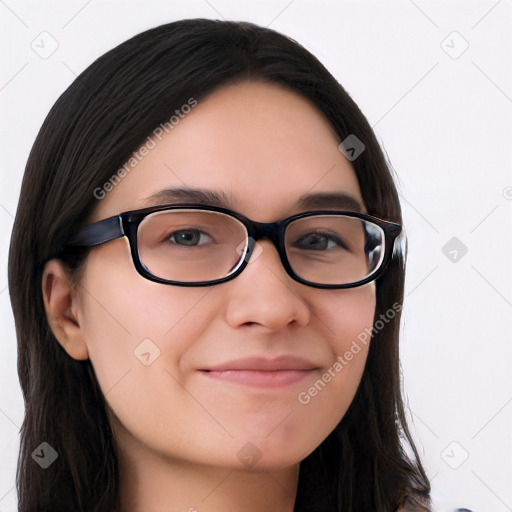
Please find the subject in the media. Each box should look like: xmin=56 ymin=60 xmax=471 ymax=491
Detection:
xmin=141 ymin=188 xmax=363 ymax=213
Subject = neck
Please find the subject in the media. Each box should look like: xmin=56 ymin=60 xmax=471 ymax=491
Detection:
xmin=116 ymin=435 xmax=299 ymax=512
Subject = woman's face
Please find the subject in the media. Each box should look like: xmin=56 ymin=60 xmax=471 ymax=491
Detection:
xmin=71 ymin=81 xmax=375 ymax=472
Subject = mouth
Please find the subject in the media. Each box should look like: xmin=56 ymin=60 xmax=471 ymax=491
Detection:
xmin=199 ymin=356 xmax=319 ymax=388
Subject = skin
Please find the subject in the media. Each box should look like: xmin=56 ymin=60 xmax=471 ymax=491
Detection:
xmin=43 ymin=81 xmax=376 ymax=512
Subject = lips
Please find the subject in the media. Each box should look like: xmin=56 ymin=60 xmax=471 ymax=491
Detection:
xmin=204 ymin=356 xmax=318 ymax=372
xmin=200 ymin=356 xmax=318 ymax=388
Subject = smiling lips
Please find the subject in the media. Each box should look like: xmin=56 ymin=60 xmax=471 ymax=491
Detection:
xmin=201 ymin=356 xmax=318 ymax=388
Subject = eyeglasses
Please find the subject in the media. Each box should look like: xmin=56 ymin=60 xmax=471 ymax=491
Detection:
xmin=64 ymin=203 xmax=402 ymax=289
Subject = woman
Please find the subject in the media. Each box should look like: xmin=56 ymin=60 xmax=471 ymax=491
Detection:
xmin=8 ymin=19 xmax=431 ymax=511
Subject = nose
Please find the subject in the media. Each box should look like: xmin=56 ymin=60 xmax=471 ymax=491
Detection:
xmin=224 ymin=240 xmax=311 ymax=331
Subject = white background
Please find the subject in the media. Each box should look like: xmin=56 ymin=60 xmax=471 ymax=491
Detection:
xmin=1 ymin=1 xmax=511 ymax=511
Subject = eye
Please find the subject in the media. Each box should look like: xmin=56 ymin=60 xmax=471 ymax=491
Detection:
xmin=167 ymin=229 xmax=213 ymax=246
xmin=295 ymin=231 xmax=349 ymax=251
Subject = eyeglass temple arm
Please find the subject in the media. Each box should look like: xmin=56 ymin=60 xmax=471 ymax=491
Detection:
xmin=66 ymin=215 xmax=125 ymax=248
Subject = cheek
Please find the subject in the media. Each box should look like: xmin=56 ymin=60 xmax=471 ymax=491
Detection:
xmin=77 ymin=248 xmax=225 ymax=460
xmin=299 ymin=284 xmax=376 ymax=419
xmin=319 ymin=283 xmax=376 ymax=355
xmin=78 ymin=243 xmax=216 ymax=400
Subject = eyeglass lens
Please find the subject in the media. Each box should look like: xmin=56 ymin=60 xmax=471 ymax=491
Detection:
xmin=136 ymin=209 xmax=385 ymax=285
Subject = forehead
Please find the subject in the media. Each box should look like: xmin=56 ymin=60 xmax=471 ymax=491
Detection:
xmin=94 ymin=80 xmax=364 ymax=222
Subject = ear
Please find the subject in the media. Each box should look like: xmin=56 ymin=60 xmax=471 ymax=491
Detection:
xmin=42 ymin=259 xmax=89 ymax=360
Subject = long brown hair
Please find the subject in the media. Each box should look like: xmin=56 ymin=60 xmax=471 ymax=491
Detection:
xmin=8 ymin=18 xmax=430 ymax=511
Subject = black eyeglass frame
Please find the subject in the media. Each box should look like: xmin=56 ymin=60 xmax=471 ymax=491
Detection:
xmin=64 ymin=203 xmax=402 ymax=289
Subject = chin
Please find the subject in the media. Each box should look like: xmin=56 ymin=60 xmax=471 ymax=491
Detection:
xmin=224 ymin=436 xmax=320 ymax=474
